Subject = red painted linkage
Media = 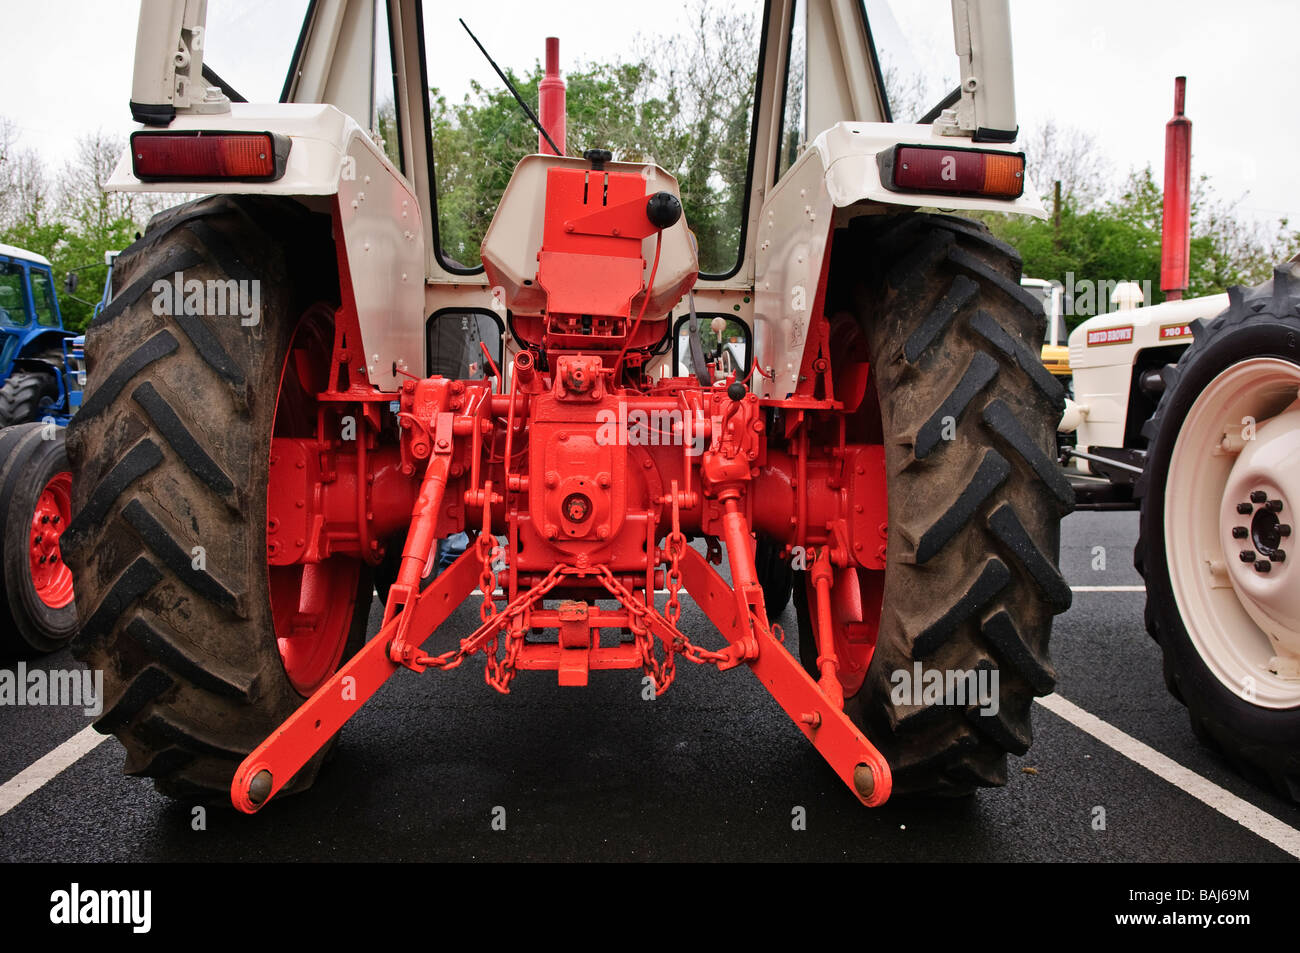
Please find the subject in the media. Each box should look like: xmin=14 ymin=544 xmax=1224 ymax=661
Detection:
xmin=234 ymin=159 xmax=892 ymax=814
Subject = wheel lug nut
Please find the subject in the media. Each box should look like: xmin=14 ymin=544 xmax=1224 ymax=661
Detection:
xmin=1240 ymin=550 xmax=1256 ymax=562
xmin=1281 ymin=524 xmax=1292 ymax=537
xmin=1232 ymin=526 xmax=1248 ymax=539
xmin=1237 ymin=502 xmax=1253 ymax=514
xmin=1271 ymin=550 xmax=1286 ymax=562
xmin=1268 ymin=499 xmax=1284 ymax=512
xmin=1251 ymin=490 xmax=1268 ymax=503
xmin=1255 ymin=560 xmax=1272 ymax=573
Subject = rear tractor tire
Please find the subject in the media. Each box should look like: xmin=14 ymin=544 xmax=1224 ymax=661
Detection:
xmin=63 ymin=194 xmax=372 ymax=803
xmin=1136 ymin=263 xmax=1300 ymax=802
xmin=798 ymin=213 xmax=1073 ymax=797
xmin=0 ymin=369 xmax=60 ymax=427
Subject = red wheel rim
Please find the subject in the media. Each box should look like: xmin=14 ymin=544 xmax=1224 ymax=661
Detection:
xmin=268 ymin=308 xmax=363 ymax=696
xmin=30 ymin=471 xmax=74 ymax=609
xmin=816 ymin=310 xmax=886 ymax=698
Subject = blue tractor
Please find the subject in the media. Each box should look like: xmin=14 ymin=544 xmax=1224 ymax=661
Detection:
xmin=0 ymin=244 xmax=107 ymax=656
xmin=0 ymin=243 xmax=86 ymax=427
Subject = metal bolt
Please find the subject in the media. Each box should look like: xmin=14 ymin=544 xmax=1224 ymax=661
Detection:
xmin=1281 ymin=524 xmax=1292 ymax=537
xmin=1240 ymin=550 xmax=1257 ymax=562
xmin=1251 ymin=490 xmax=1268 ymax=503
xmin=1271 ymin=550 xmax=1287 ymax=563
xmin=34 ymin=534 xmax=42 ymax=544
xmin=1255 ymin=560 xmax=1272 ymax=573
xmin=1269 ymin=499 xmax=1284 ymax=512
xmin=248 ymin=770 xmax=273 ymax=805
xmin=1232 ymin=526 xmax=1248 ymax=539
xmin=40 ymin=515 xmax=48 ymax=524
xmin=51 ymin=515 xmax=59 ymax=524
xmin=853 ymin=764 xmax=875 ymax=800
xmin=1238 ymin=502 xmax=1253 ymax=514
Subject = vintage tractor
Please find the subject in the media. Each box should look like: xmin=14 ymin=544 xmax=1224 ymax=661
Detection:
xmin=0 ymin=244 xmax=89 ymax=655
xmin=0 ymin=244 xmax=84 ymax=427
xmin=65 ymin=0 xmax=1069 ymax=811
xmin=1062 ymin=74 xmax=1300 ymax=798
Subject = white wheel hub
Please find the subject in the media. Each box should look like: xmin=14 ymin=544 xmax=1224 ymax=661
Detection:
xmin=1165 ymin=357 xmax=1300 ymax=708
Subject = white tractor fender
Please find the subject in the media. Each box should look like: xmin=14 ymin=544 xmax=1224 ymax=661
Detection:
xmin=107 ymin=102 xmax=425 ymax=391
xmin=752 ymin=121 xmax=1044 ymax=398
xmin=811 ymin=122 xmax=1047 ymax=220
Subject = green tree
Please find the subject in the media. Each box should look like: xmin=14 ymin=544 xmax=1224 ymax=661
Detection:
xmin=429 ymin=0 xmax=757 ymax=274
xmin=0 ymin=128 xmax=164 ymax=331
xmin=988 ymin=164 xmax=1298 ymax=330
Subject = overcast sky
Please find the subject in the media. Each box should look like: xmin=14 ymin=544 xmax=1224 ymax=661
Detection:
xmin=1 ymin=0 xmax=1295 ymax=228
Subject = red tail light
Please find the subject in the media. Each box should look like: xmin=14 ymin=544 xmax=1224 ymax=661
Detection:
xmin=879 ymin=145 xmax=1025 ymax=199
xmin=131 ymin=131 xmax=290 ymax=182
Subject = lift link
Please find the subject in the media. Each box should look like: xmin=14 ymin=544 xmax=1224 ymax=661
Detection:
xmin=232 ymin=474 xmax=892 ymax=812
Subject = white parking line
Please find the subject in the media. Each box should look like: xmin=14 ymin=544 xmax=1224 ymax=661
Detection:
xmin=1036 ymin=692 xmax=1300 ymax=860
xmin=0 ymin=725 xmax=109 ymax=818
xmin=1070 ymin=585 xmax=1145 ymax=592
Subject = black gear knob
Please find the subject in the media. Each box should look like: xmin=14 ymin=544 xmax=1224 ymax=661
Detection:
xmin=584 ymin=148 xmax=612 ymax=169
xmin=645 ymin=191 xmax=682 ymax=230
xmin=727 ymin=381 xmax=747 ymax=402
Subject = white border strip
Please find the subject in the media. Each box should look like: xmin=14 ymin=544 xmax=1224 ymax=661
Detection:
xmin=1070 ymin=585 xmax=1146 ymax=592
xmin=0 ymin=725 xmax=109 ymax=818
xmin=1037 ymin=693 xmax=1300 ymax=859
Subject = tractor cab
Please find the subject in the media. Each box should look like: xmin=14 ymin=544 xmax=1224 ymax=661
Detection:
xmin=0 ymin=243 xmax=79 ymax=425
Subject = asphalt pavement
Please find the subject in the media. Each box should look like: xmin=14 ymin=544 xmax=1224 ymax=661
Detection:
xmin=2 ymin=509 xmax=1297 ymax=862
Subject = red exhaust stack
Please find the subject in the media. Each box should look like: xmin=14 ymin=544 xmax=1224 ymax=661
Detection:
xmin=1161 ymin=76 xmax=1192 ymax=301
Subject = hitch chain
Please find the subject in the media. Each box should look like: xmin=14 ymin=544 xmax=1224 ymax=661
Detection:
xmin=405 ymin=477 xmax=732 ymax=696
xmin=471 ymin=483 xmax=517 ymax=691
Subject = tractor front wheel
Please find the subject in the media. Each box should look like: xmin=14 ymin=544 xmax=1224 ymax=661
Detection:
xmin=1136 ymin=264 xmax=1300 ymax=801
xmin=0 ymin=423 xmax=77 ymax=655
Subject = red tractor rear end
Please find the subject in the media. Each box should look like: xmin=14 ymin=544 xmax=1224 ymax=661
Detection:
xmin=64 ymin=0 xmax=1070 ymax=812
